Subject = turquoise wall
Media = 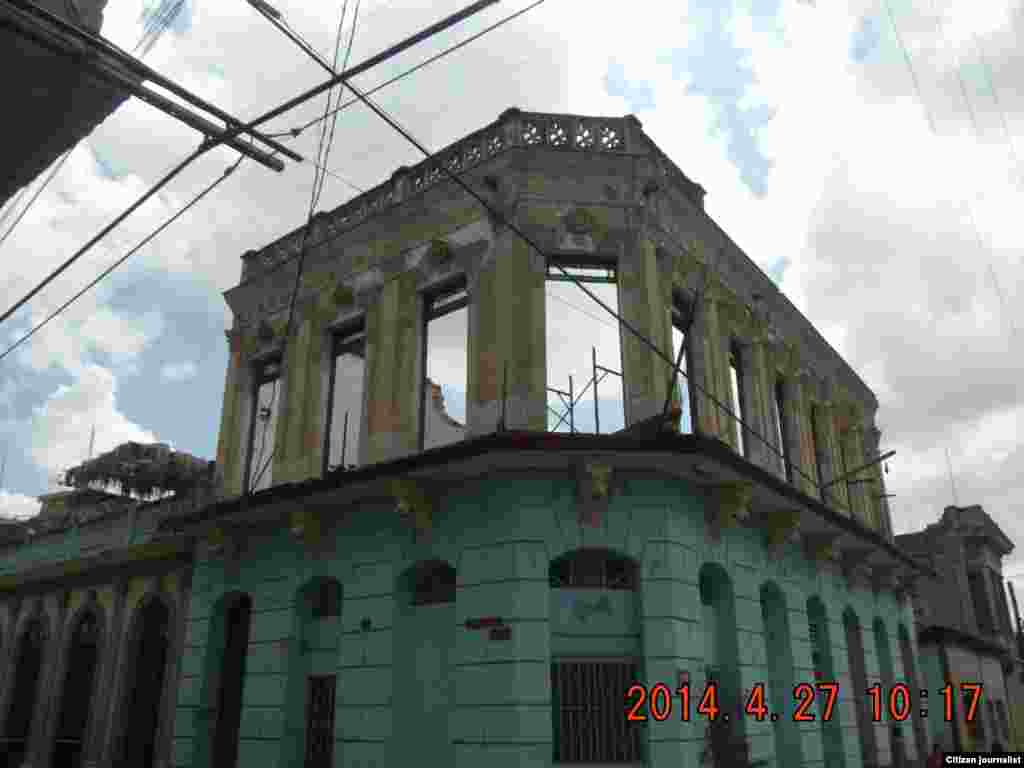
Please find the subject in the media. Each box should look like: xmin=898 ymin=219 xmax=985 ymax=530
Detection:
xmin=170 ymin=473 xmax=913 ymax=768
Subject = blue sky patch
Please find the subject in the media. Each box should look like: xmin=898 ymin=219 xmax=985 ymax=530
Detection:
xmin=850 ymin=13 xmax=880 ymax=63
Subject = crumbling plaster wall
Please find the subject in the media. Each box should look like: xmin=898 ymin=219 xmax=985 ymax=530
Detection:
xmin=217 ymin=112 xmax=888 ymax=535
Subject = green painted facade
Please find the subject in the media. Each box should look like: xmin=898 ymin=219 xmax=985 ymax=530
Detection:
xmin=171 ymin=473 xmax=919 ymax=768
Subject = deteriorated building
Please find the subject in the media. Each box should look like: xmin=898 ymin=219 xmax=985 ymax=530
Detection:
xmin=1 ymin=110 xmax=934 ymax=768
xmin=897 ymin=505 xmax=1022 ymax=753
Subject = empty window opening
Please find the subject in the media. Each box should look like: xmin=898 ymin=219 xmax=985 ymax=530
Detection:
xmin=549 ymin=549 xmax=638 ymax=591
xmin=728 ymin=343 xmax=746 ymax=457
xmin=310 ymin=579 xmax=342 ymax=620
xmin=411 ymin=561 xmax=456 ymax=606
xmin=551 ymin=660 xmax=641 ymax=763
xmin=324 ymin=324 xmax=365 ymax=473
xmin=421 ymin=281 xmax=468 ymax=450
xmin=545 ymin=258 xmax=623 ymax=434
xmin=212 ymin=595 xmax=253 ymax=768
xmin=774 ymin=379 xmax=792 ymax=482
xmin=247 ymin=358 xmax=281 ymax=492
xmin=669 ymin=298 xmax=694 ymax=434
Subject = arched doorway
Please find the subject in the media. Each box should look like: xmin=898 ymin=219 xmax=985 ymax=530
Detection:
xmin=118 ymin=597 xmax=171 ymax=768
xmin=53 ymin=610 xmax=102 ymax=768
xmin=211 ymin=593 xmax=253 ymax=768
xmin=807 ymin=597 xmax=845 ymax=767
xmin=874 ymin=618 xmax=903 ymax=763
xmin=844 ymin=608 xmax=876 ymax=766
xmin=394 ymin=560 xmax=456 ymax=766
xmin=898 ymin=623 xmax=927 ymax=760
xmin=2 ymin=617 xmax=47 ymax=768
xmin=699 ymin=563 xmax=747 ymax=766
xmin=760 ymin=582 xmax=802 ymax=765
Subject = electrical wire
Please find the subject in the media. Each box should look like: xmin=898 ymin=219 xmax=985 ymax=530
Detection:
xmin=0 ymin=154 xmax=246 ymax=365
xmin=0 ymin=148 xmax=73 ymax=253
xmin=289 ymin=70 xmax=839 ymax=503
xmin=265 ymin=0 xmax=547 ymax=139
xmin=886 ymin=0 xmax=1018 ymax=340
xmin=249 ymin=0 xmax=362 ymax=493
xmin=0 ymin=144 xmax=207 ymax=330
xmin=0 ymin=0 xmax=495 ymax=336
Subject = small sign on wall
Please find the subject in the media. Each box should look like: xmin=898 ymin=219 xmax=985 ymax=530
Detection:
xmin=489 ymin=626 xmax=512 ymax=642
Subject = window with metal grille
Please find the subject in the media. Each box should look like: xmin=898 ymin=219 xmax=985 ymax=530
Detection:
xmin=311 ymin=580 xmax=341 ymax=619
xmin=549 ymin=549 xmax=638 ymax=590
xmin=324 ymin=323 xmax=365 ymax=474
xmin=551 ymin=660 xmax=641 ymax=763
xmin=411 ymin=562 xmax=456 ymax=606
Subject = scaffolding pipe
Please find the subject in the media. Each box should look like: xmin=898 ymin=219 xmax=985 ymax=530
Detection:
xmin=340 ymin=410 xmax=349 ymax=469
xmin=568 ymin=375 xmax=574 ymax=434
xmin=592 ymin=346 xmax=600 ymax=435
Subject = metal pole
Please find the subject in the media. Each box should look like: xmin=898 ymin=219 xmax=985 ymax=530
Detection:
xmin=821 ymin=450 xmax=897 ymax=491
xmin=499 ymin=360 xmax=508 ymax=432
xmin=340 ymin=410 xmax=349 ymax=469
xmin=592 ymin=347 xmax=600 ymax=435
xmin=568 ymin=375 xmax=574 ymax=434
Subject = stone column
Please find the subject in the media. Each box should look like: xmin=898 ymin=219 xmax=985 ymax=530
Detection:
xmin=738 ymin=335 xmax=772 ymax=471
xmin=274 ymin=306 xmax=326 ymax=484
xmin=689 ymin=288 xmax=727 ymax=440
xmin=812 ymin=398 xmax=842 ymax=511
xmin=91 ymin=578 xmax=131 ymax=768
xmin=25 ymin=594 xmax=68 ymax=768
xmin=865 ymin=423 xmax=894 ymax=538
xmin=466 ymin=227 xmax=546 ymax=434
xmin=780 ymin=373 xmax=812 ymax=494
xmin=216 ymin=330 xmax=247 ymax=498
xmin=618 ymin=234 xmax=673 ymax=427
xmin=153 ymin=569 xmax=194 ymax=768
xmin=846 ymin=425 xmax=868 ymax=527
xmin=363 ymin=271 xmax=422 ymax=463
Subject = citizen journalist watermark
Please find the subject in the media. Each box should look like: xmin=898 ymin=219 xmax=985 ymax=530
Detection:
xmin=944 ymin=754 xmax=1024 ymax=765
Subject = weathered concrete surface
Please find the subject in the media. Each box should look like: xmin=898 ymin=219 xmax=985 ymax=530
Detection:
xmin=1 ymin=0 xmax=129 ymax=208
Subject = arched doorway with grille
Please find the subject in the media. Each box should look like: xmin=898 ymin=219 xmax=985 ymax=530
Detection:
xmin=760 ymin=582 xmax=803 ymax=766
xmin=52 ymin=608 xmax=103 ymax=768
xmin=549 ymin=548 xmax=642 ymax=765
xmin=807 ymin=596 xmax=845 ymax=767
xmin=116 ymin=596 xmax=172 ymax=768
xmin=2 ymin=615 xmax=49 ymax=768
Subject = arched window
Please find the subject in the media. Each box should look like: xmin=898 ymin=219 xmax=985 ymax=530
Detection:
xmin=119 ymin=598 xmax=171 ymax=768
xmin=760 ymin=583 xmax=802 ymax=764
xmin=309 ymin=578 xmax=341 ymax=619
xmin=549 ymin=548 xmax=637 ymax=590
xmin=3 ymin=617 xmax=47 ymax=767
xmin=807 ymin=597 xmax=845 ymax=767
xmin=212 ymin=594 xmax=252 ymax=768
xmin=410 ymin=561 xmax=456 ymax=606
xmin=844 ymin=609 xmax=876 ymax=765
xmin=54 ymin=609 xmax=103 ymax=768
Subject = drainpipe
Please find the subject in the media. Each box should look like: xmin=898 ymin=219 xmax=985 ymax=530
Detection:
xmin=1008 ymin=582 xmax=1024 ymax=658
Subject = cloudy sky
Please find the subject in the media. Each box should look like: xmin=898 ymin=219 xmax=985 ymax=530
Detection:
xmin=1 ymin=0 xmax=1022 ymax=583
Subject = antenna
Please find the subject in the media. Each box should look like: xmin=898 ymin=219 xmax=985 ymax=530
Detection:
xmin=945 ymin=446 xmax=959 ymax=506
xmin=0 ymin=442 xmax=7 ymax=488
xmin=88 ymin=424 xmax=96 ymax=461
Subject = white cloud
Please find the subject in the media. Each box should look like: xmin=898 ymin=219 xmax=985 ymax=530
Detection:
xmin=160 ymin=360 xmax=198 ymax=382
xmin=0 ymin=490 xmax=40 ymax=520
xmin=29 ymin=365 xmax=158 ymax=477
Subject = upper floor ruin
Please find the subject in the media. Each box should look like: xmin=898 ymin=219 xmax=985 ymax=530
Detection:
xmin=218 ymin=108 xmax=893 ymax=541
